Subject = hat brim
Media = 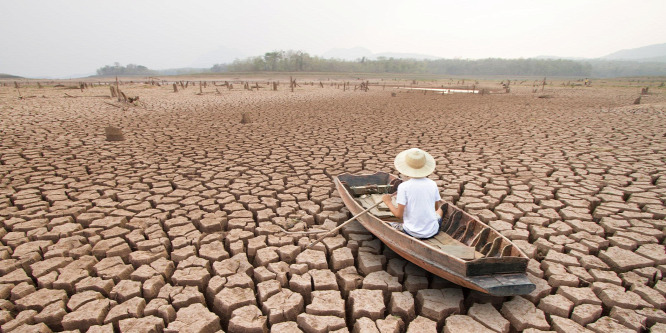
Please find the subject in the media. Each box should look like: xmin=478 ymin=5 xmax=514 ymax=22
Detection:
xmin=394 ymin=148 xmax=436 ymax=178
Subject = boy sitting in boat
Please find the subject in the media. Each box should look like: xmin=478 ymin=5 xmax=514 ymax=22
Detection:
xmin=382 ymin=148 xmax=444 ymax=239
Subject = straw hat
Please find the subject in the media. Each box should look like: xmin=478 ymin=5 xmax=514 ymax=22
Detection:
xmin=394 ymin=148 xmax=436 ymax=178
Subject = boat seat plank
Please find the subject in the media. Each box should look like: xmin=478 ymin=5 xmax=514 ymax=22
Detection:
xmin=369 ymin=194 xmax=391 ymax=211
xmin=433 ymin=232 xmax=461 ymax=246
xmin=373 ymin=211 xmax=395 ymax=218
xmin=356 ymin=197 xmax=394 ymax=218
xmin=427 ymin=233 xmax=484 ymax=260
xmin=423 ymin=242 xmax=475 ymax=260
xmin=357 ymin=196 xmax=374 ymax=208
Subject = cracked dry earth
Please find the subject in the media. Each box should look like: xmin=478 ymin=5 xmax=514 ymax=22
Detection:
xmin=0 ymin=80 xmax=665 ymax=333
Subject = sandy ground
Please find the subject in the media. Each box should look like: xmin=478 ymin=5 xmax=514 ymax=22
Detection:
xmin=0 ymin=77 xmax=665 ymax=332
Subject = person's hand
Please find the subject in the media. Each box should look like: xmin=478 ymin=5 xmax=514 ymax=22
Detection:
xmin=382 ymin=194 xmax=392 ymax=205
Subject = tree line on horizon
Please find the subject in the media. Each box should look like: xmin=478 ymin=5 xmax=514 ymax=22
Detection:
xmin=96 ymin=50 xmax=666 ymax=78
xmin=218 ymin=50 xmax=592 ymax=76
xmin=96 ymin=62 xmax=156 ymax=76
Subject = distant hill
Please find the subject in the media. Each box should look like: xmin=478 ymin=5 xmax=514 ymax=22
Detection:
xmin=0 ymin=73 xmax=22 ymax=79
xmin=601 ymin=43 xmax=666 ymax=62
xmin=323 ymin=44 xmax=666 ymax=63
xmin=322 ymin=47 xmax=440 ymax=61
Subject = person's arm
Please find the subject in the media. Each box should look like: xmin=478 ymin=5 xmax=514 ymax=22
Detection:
xmin=382 ymin=194 xmax=405 ymax=219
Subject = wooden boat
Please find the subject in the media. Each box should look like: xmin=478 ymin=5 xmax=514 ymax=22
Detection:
xmin=334 ymin=172 xmax=535 ymax=296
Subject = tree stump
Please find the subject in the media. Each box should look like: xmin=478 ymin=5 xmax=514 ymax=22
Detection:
xmin=105 ymin=127 xmax=124 ymax=141
xmin=240 ymin=113 xmax=252 ymax=124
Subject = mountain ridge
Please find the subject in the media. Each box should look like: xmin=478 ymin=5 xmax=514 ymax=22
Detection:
xmin=320 ymin=43 xmax=666 ymax=63
xmin=602 ymin=43 xmax=666 ymax=61
xmin=0 ymin=73 xmax=23 ymax=79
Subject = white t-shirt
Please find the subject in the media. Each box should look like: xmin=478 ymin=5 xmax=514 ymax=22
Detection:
xmin=396 ymin=178 xmax=441 ymax=238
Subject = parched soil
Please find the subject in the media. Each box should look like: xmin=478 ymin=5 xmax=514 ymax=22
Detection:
xmin=0 ymin=78 xmax=665 ymax=332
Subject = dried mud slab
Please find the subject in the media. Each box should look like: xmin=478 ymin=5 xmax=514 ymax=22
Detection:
xmin=0 ymin=79 xmax=665 ymax=332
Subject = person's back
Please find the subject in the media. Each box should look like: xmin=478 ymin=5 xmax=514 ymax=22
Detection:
xmin=397 ymin=177 xmax=441 ymax=238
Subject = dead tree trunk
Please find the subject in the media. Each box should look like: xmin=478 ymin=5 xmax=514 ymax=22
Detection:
xmin=116 ymin=76 xmax=121 ymax=102
xmin=240 ymin=112 xmax=252 ymax=124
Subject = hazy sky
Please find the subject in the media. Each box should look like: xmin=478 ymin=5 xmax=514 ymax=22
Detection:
xmin=2 ymin=0 xmax=665 ymax=78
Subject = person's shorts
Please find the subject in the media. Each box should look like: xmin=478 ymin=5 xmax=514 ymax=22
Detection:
xmin=388 ymin=217 xmax=442 ymax=239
